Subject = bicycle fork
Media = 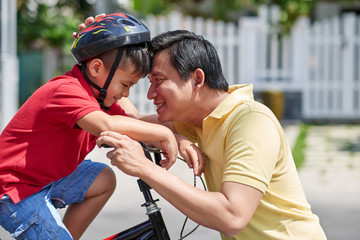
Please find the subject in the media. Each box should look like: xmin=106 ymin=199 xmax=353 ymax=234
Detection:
xmin=103 ymin=144 xmax=170 ymax=240
xmin=138 ymin=179 xmax=170 ymax=240
xmin=103 ymin=179 xmax=170 ymax=240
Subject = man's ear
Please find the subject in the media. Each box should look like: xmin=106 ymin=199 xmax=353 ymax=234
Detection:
xmin=193 ymin=68 xmax=205 ymax=91
xmin=87 ymin=58 xmax=104 ymax=78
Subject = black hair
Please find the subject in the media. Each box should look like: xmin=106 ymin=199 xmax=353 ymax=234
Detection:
xmin=98 ymin=43 xmax=150 ymax=78
xmin=149 ymin=30 xmax=228 ymax=91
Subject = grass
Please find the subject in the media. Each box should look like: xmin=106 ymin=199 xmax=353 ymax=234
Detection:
xmin=292 ymin=123 xmax=310 ymax=169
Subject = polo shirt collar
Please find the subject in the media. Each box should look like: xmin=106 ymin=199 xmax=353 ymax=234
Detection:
xmin=207 ymin=84 xmax=254 ymax=119
xmin=66 ymin=64 xmax=98 ymax=104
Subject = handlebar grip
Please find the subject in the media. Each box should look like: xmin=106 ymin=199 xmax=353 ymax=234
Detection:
xmin=102 ymin=142 xmax=162 ymax=167
xmin=154 ymin=152 xmax=161 ymax=166
xmin=101 ymin=144 xmax=112 ymax=148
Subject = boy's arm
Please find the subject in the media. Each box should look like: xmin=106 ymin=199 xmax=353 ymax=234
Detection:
xmin=139 ymin=114 xmax=175 ymax=132
xmin=77 ymin=111 xmax=177 ymax=169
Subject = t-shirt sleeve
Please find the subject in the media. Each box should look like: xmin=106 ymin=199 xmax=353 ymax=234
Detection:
xmin=222 ymin=111 xmax=281 ymax=193
xmin=45 ymin=82 xmax=101 ymax=128
xmin=172 ymin=121 xmax=199 ymax=143
xmin=108 ymin=102 xmax=128 ymax=117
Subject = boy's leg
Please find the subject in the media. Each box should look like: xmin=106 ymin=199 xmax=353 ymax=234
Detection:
xmin=63 ymin=165 xmax=116 ymax=239
xmin=50 ymin=160 xmax=116 ymax=240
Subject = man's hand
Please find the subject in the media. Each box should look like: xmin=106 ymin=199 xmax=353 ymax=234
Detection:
xmin=176 ymin=134 xmax=205 ymax=176
xmin=72 ymin=13 xmax=106 ymax=38
xmin=96 ymin=131 xmax=152 ymax=177
xmin=158 ymin=136 xmax=177 ymax=170
xmin=96 ymin=130 xmax=177 ymax=174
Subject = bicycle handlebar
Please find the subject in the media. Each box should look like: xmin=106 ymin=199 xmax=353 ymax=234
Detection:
xmin=102 ymin=142 xmax=162 ymax=166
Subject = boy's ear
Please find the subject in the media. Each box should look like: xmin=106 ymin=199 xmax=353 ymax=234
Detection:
xmin=193 ymin=68 xmax=205 ymax=91
xmin=87 ymin=58 xmax=105 ymax=78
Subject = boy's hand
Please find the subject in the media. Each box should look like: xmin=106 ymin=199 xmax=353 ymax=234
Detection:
xmin=176 ymin=134 xmax=205 ymax=176
xmin=72 ymin=13 xmax=106 ymax=39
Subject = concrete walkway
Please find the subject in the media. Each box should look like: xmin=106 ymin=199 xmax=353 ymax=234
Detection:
xmin=1 ymin=123 xmax=360 ymax=239
xmin=297 ymin=124 xmax=360 ymax=240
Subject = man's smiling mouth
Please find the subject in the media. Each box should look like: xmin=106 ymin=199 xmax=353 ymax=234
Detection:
xmin=155 ymin=102 xmax=165 ymax=110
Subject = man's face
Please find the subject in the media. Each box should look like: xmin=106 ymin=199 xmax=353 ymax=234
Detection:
xmin=148 ymin=51 xmax=194 ymax=122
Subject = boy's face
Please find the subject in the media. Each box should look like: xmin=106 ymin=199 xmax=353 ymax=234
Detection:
xmin=102 ymin=65 xmax=140 ymax=107
xmin=148 ymin=51 xmax=194 ymax=122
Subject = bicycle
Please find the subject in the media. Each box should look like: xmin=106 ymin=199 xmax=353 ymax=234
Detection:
xmin=101 ymin=142 xmax=207 ymax=240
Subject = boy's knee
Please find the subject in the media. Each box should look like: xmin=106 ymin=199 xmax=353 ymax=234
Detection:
xmin=87 ymin=165 xmax=116 ymax=198
xmin=101 ymin=166 xmax=117 ymax=192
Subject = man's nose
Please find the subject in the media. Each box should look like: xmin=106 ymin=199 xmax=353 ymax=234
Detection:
xmin=147 ymin=83 xmax=157 ymax=100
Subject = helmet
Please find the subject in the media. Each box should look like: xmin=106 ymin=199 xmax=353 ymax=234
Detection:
xmin=71 ymin=13 xmax=150 ymax=63
xmin=71 ymin=13 xmax=150 ymax=110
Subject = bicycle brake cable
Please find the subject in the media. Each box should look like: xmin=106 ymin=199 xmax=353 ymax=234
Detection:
xmin=144 ymin=145 xmax=207 ymax=239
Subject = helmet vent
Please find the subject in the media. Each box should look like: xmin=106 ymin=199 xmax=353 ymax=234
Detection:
xmin=121 ymin=19 xmax=135 ymax=27
xmin=126 ymin=15 xmax=142 ymax=25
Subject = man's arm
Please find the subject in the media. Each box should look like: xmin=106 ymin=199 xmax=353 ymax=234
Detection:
xmin=139 ymin=114 xmax=175 ymax=131
xmin=96 ymin=131 xmax=262 ymax=237
xmin=140 ymin=114 xmax=205 ymax=175
xmin=118 ymin=98 xmax=139 ymax=118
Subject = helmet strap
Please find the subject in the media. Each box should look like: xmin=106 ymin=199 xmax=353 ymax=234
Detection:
xmin=81 ymin=64 xmax=101 ymax=91
xmin=81 ymin=48 xmax=124 ymax=111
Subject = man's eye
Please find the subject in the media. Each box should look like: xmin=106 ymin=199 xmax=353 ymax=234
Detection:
xmin=122 ymin=84 xmax=129 ymax=88
xmin=149 ymin=76 xmax=165 ymax=84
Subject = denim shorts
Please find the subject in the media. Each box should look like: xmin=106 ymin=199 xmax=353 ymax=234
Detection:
xmin=0 ymin=159 xmax=106 ymax=239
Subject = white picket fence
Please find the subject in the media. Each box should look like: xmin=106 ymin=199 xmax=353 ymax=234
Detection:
xmin=304 ymin=13 xmax=360 ymax=120
xmin=128 ymin=5 xmax=360 ymax=121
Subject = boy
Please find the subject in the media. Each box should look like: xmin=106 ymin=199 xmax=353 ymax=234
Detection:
xmin=0 ymin=13 xmax=177 ymax=240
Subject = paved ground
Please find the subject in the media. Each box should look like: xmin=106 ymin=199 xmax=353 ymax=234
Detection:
xmin=297 ymin=124 xmax=360 ymax=240
xmin=1 ymin=123 xmax=360 ymax=239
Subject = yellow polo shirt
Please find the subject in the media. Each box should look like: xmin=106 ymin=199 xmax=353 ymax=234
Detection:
xmin=173 ymin=84 xmax=326 ymax=240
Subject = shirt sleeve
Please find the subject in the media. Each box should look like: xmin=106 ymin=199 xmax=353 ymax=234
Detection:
xmin=222 ymin=111 xmax=281 ymax=193
xmin=108 ymin=102 xmax=128 ymax=117
xmin=45 ymin=82 xmax=101 ymax=128
xmin=172 ymin=121 xmax=199 ymax=143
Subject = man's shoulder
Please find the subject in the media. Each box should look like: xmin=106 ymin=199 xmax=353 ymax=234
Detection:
xmin=225 ymin=100 xmax=280 ymax=129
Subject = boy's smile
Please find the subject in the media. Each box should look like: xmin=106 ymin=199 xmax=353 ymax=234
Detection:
xmin=102 ymin=66 xmax=140 ymax=107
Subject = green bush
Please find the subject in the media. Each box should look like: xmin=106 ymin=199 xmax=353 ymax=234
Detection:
xmin=292 ymin=124 xmax=309 ymax=169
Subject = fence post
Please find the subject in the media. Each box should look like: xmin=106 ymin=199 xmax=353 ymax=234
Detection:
xmin=1 ymin=0 xmax=18 ymax=131
xmin=292 ymin=17 xmax=310 ymax=90
xmin=341 ymin=13 xmax=356 ymax=117
xmin=239 ymin=17 xmax=261 ymax=84
xmin=292 ymin=17 xmax=310 ymax=119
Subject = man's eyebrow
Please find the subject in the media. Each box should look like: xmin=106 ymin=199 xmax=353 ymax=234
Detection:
xmin=149 ymin=71 xmax=166 ymax=77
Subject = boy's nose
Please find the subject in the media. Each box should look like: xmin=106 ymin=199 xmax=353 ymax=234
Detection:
xmin=122 ymin=89 xmax=129 ymax=98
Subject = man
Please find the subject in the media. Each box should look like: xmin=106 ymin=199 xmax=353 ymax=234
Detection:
xmin=97 ymin=29 xmax=327 ymax=240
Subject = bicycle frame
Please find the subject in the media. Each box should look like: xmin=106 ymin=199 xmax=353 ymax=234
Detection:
xmin=103 ymin=142 xmax=171 ymax=240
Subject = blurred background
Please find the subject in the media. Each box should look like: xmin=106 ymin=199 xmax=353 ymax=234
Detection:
xmin=1 ymin=0 xmax=360 ymax=126
xmin=0 ymin=0 xmax=360 ymax=239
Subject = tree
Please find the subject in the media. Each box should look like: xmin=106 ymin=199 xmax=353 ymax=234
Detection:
xmin=17 ymin=0 xmax=93 ymax=53
xmin=131 ymin=0 xmax=315 ymax=34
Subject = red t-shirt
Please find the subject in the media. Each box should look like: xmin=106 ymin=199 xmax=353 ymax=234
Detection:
xmin=0 ymin=65 xmax=127 ymax=203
